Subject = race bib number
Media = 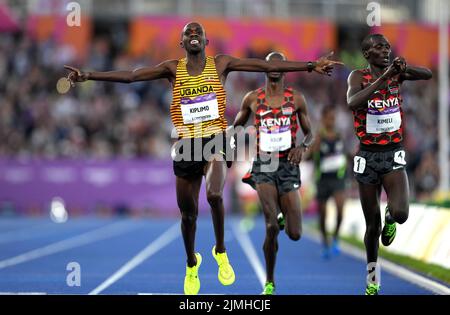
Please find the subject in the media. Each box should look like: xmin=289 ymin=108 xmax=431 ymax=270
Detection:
xmin=321 ymin=154 xmax=346 ymax=173
xmin=259 ymin=126 xmax=291 ymax=152
xmin=394 ymin=150 xmax=406 ymax=165
xmin=366 ymin=105 xmax=401 ymax=134
xmin=353 ymin=156 xmax=366 ymax=174
xmin=181 ymin=93 xmax=219 ymax=124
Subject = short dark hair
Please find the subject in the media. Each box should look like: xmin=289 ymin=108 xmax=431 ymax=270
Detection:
xmin=361 ymin=33 xmax=385 ymax=52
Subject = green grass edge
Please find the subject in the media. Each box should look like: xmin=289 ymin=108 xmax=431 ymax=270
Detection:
xmin=339 ymin=234 xmax=450 ymax=285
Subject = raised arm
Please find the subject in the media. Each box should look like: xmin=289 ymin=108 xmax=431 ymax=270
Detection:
xmin=346 ymin=60 xmax=400 ymax=111
xmin=233 ymin=91 xmax=256 ymax=128
xmin=64 ymin=60 xmax=177 ymax=84
xmin=288 ymin=91 xmax=314 ymax=165
xmin=216 ymin=52 xmax=343 ymax=76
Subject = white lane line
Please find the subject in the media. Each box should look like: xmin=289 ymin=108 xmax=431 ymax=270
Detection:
xmin=0 ymin=292 xmax=47 ymax=295
xmin=0 ymin=222 xmax=69 ymax=244
xmin=231 ymin=221 xmax=265 ymax=289
xmin=303 ymin=225 xmax=450 ymax=295
xmin=89 ymin=223 xmax=180 ymax=295
xmin=0 ymin=220 xmax=139 ymax=270
xmin=0 ymin=220 xmax=105 ymax=244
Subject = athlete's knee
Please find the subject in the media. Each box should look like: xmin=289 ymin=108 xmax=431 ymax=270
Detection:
xmin=287 ymin=228 xmax=301 ymax=241
xmin=285 ymin=219 xmax=302 ymax=241
xmin=389 ymin=202 xmax=409 ymax=224
xmin=366 ymin=223 xmax=382 ymax=237
xmin=181 ymin=211 xmax=197 ymax=225
xmin=206 ymin=190 xmax=223 ymax=207
xmin=265 ymin=221 xmax=279 ymax=237
xmin=178 ymin=199 xmax=197 ymax=214
xmin=392 ymin=209 xmax=409 ymax=224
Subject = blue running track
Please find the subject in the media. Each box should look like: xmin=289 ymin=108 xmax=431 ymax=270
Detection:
xmin=0 ymin=217 xmax=447 ymax=295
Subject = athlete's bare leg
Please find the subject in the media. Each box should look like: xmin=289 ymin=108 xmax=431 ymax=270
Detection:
xmin=358 ymin=183 xmax=382 ymax=279
xmin=318 ymin=199 xmax=329 ymax=247
xmin=332 ymin=190 xmax=346 ymax=240
xmin=176 ymin=175 xmax=203 ymax=267
xmin=381 ymin=170 xmax=409 ymax=224
xmin=256 ymin=183 xmax=280 ymax=284
xmin=205 ymin=157 xmax=227 ymax=254
xmin=279 ymin=190 xmax=302 ymax=241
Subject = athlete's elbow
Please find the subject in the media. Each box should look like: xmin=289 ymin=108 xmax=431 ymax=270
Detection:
xmin=424 ymin=69 xmax=432 ymax=80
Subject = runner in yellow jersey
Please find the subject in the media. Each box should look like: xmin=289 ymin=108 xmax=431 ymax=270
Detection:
xmin=64 ymin=21 xmax=343 ymax=295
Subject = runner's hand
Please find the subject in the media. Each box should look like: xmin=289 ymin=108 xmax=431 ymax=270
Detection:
xmin=64 ymin=65 xmax=89 ymax=85
xmin=383 ymin=61 xmax=401 ymax=79
xmin=393 ymin=56 xmax=407 ymax=73
xmin=314 ymin=51 xmax=344 ymax=76
xmin=287 ymin=146 xmax=305 ymax=165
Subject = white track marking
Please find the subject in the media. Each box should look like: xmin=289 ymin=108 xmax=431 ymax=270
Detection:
xmin=0 ymin=292 xmax=47 ymax=295
xmin=231 ymin=221 xmax=265 ymax=289
xmin=303 ymin=225 xmax=450 ymax=295
xmin=0 ymin=220 xmax=139 ymax=270
xmin=89 ymin=223 xmax=180 ymax=295
xmin=0 ymin=222 xmax=81 ymax=244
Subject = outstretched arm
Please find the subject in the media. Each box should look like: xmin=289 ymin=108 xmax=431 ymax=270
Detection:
xmin=64 ymin=60 xmax=176 ymax=84
xmin=233 ymin=91 xmax=256 ymax=128
xmin=288 ymin=91 xmax=314 ymax=165
xmin=217 ymin=52 xmax=343 ymax=76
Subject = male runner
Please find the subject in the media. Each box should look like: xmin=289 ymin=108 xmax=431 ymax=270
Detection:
xmin=310 ymin=106 xmax=347 ymax=259
xmin=346 ymin=34 xmax=432 ymax=295
xmin=235 ymin=52 xmax=314 ymax=295
xmin=65 ymin=22 xmax=342 ymax=295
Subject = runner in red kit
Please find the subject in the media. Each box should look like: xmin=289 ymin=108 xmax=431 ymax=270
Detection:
xmin=234 ymin=52 xmax=314 ymax=294
xmin=346 ymin=34 xmax=432 ymax=295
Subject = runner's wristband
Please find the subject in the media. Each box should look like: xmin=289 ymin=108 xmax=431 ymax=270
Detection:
xmin=307 ymin=61 xmax=315 ymax=73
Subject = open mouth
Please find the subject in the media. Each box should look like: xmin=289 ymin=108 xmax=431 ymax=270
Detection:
xmin=190 ymin=39 xmax=199 ymax=45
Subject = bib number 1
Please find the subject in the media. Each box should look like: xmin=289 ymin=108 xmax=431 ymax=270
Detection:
xmin=354 ymin=156 xmax=366 ymax=174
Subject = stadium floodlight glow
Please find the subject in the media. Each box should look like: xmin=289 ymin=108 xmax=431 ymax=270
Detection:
xmin=50 ymin=197 xmax=69 ymax=223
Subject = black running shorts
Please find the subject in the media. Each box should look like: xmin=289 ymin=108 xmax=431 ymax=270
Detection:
xmin=353 ymin=144 xmax=407 ymax=185
xmin=243 ymin=157 xmax=301 ymax=195
xmin=172 ymin=132 xmax=233 ymax=178
xmin=316 ymin=177 xmax=346 ymax=201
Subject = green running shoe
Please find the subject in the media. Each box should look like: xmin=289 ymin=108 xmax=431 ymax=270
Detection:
xmin=262 ymin=282 xmax=275 ymax=295
xmin=277 ymin=212 xmax=285 ymax=230
xmin=365 ymin=283 xmax=380 ymax=295
xmin=381 ymin=207 xmax=396 ymax=246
